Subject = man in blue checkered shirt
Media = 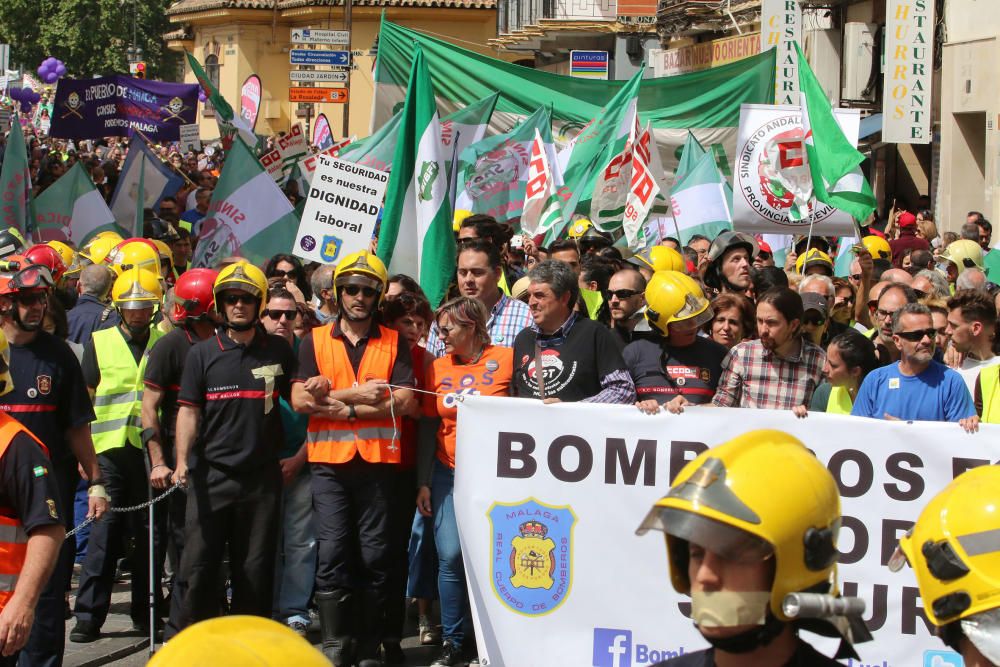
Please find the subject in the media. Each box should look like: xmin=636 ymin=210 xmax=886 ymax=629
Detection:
xmin=425 ymin=239 xmax=532 ymax=357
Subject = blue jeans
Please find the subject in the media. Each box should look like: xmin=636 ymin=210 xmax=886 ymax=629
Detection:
xmin=431 ymin=459 xmax=470 ymax=647
xmin=274 ymin=468 xmax=317 ymax=622
xmin=406 ymin=509 xmax=438 ymax=599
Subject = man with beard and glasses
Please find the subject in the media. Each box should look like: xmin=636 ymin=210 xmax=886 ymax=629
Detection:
xmin=0 ymin=259 xmax=106 ymax=665
xmin=852 ymin=302 xmax=977 ymax=430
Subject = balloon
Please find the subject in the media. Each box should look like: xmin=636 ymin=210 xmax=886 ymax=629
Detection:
xmin=20 ymin=102 xmax=31 ymax=113
xmin=36 ymin=65 xmax=48 ymax=78
xmin=31 ymin=91 xmax=41 ymax=104
xmin=8 ymin=87 xmax=21 ymax=101
xmin=56 ymin=64 xmax=67 ymax=77
xmin=21 ymin=87 xmax=33 ymax=99
xmin=198 ymin=89 xmax=207 ymax=103
xmin=44 ymin=72 xmax=58 ymax=84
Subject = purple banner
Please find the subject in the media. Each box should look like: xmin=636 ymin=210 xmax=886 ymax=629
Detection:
xmin=49 ymin=75 xmax=199 ymax=142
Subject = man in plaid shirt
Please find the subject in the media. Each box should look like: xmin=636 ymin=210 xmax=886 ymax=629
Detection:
xmin=425 ymin=239 xmax=532 ymax=357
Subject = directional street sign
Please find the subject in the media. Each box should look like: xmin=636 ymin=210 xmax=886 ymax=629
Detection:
xmin=290 ymin=28 xmax=350 ymax=45
xmin=289 ymin=70 xmax=349 ymax=83
xmin=289 ymin=87 xmax=349 ymax=103
xmin=290 ymin=49 xmax=350 ymax=66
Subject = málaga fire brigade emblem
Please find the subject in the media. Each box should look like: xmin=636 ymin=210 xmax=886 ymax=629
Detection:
xmin=488 ymin=498 xmax=575 ymax=616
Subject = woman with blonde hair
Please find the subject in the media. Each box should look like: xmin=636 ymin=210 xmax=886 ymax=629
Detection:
xmin=916 ymin=209 xmax=941 ymax=250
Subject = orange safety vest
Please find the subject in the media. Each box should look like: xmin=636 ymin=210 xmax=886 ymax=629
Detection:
xmin=307 ymin=323 xmax=403 ymax=464
xmin=0 ymin=412 xmax=49 ymax=612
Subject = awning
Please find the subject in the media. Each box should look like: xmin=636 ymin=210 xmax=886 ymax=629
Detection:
xmin=859 ymin=113 xmax=883 ymax=139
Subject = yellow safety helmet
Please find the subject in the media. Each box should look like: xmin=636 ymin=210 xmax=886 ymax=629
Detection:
xmin=567 ymin=218 xmax=594 ymax=239
xmin=0 ymin=329 xmax=13 ymax=398
xmin=795 ymin=248 xmax=834 ymax=276
xmin=111 ymin=267 xmax=163 ymax=310
xmin=46 ymin=241 xmax=77 ymax=275
xmin=151 ymin=239 xmax=174 ymax=273
xmin=78 ymin=235 xmax=122 ymax=267
xmin=334 ymin=250 xmax=388 ymax=299
xmin=860 ymin=235 xmax=891 ymax=262
xmin=637 ymin=430 xmax=842 ymax=623
xmin=891 ymin=465 xmax=1000 ymax=629
xmin=629 ymin=246 xmax=686 ymax=273
xmin=93 ymin=230 xmax=124 ymax=243
xmin=148 ymin=616 xmax=330 ymax=667
xmin=453 ymin=209 xmax=474 ymax=233
xmin=644 ymin=270 xmax=712 ymax=335
xmin=939 ymin=239 xmax=984 ymax=276
xmin=107 ymin=240 xmax=162 ymax=277
xmin=213 ymin=261 xmax=268 ymax=317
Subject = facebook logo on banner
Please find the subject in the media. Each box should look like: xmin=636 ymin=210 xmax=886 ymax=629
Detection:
xmin=593 ymin=628 xmax=632 ymax=667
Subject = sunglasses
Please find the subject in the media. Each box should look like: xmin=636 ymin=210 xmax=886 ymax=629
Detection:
xmin=896 ymin=328 xmax=937 ymax=342
xmin=803 ymin=314 xmax=826 ymax=326
xmin=269 ymin=269 xmax=298 ymax=279
xmin=343 ymin=284 xmax=378 ymax=298
xmin=850 ymin=274 xmax=862 ymax=281
xmin=608 ymin=288 xmax=641 ymax=300
xmin=264 ymin=308 xmax=297 ymax=321
xmin=15 ymin=292 xmax=48 ymax=307
xmin=757 ymin=252 xmax=772 ymax=261
xmin=221 ymin=293 xmax=257 ymax=306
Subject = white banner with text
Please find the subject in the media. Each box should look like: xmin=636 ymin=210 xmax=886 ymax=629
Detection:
xmin=455 ymin=397 xmax=998 ymax=667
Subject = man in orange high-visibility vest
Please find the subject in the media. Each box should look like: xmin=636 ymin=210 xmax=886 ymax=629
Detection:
xmin=292 ymin=251 xmax=417 ymax=667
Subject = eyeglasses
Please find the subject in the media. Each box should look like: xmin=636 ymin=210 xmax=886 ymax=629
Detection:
xmin=607 ymin=288 xmax=641 ymax=300
xmin=850 ymin=274 xmax=862 ymax=281
xmin=269 ymin=269 xmax=297 ymax=279
xmin=438 ymin=324 xmax=467 ymax=338
xmin=803 ymin=313 xmax=826 ymax=326
xmin=913 ymin=289 xmax=928 ymax=299
xmin=264 ymin=309 xmax=297 ymax=321
xmin=343 ymin=284 xmax=378 ymax=298
xmin=896 ymin=328 xmax=937 ymax=342
xmin=221 ymin=293 xmax=257 ymax=306
xmin=758 ymin=252 xmax=772 ymax=261
xmin=876 ymin=308 xmax=898 ymax=321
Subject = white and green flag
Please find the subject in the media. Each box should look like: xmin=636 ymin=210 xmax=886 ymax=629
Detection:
xmin=670 ymin=151 xmax=733 ymax=245
xmin=0 ymin=119 xmax=31 ymax=238
xmin=376 ymin=49 xmax=455 ymax=307
xmin=796 ymin=43 xmax=876 ymax=223
xmin=521 ymin=127 xmax=564 ymax=237
xmin=186 ymin=51 xmax=256 ymax=146
xmin=191 ymin=138 xmax=299 ymax=269
xmin=675 ymin=130 xmax=734 ymax=212
xmin=455 ymin=105 xmax=552 ymax=225
xmin=30 ymin=162 xmax=118 ymax=245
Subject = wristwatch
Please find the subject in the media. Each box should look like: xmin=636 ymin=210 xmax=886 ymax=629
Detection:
xmin=348 ymin=404 xmax=357 ymax=421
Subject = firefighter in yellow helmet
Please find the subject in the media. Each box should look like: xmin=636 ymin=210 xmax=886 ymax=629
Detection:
xmin=167 ymin=260 xmax=296 ymax=640
xmin=72 ymin=268 xmax=165 ymax=642
xmin=568 ymin=218 xmax=612 ymax=254
xmin=631 ymin=271 xmax=727 ymax=414
xmin=860 ymin=235 xmax=891 ymax=263
xmin=889 ymin=465 xmax=1000 ymax=666
xmin=636 ymin=430 xmax=870 ymax=666
xmin=291 ymin=249 xmax=417 ymax=665
xmin=78 ymin=234 xmax=123 ymax=268
xmin=795 ymin=249 xmax=835 ymax=277
xmin=627 ymin=246 xmax=686 ymax=280
xmin=0 ymin=329 xmax=67 ymax=664
xmin=939 ymin=239 xmax=984 ymax=284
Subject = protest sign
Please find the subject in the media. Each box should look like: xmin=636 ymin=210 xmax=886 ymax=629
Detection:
xmin=179 ymin=124 xmax=201 ymax=152
xmin=260 ymin=148 xmax=285 ymax=182
xmin=313 ymin=113 xmax=333 ymax=150
xmin=49 ymin=75 xmax=198 ymax=142
xmin=733 ymin=104 xmax=860 ymax=237
xmin=240 ymin=74 xmax=262 ymax=130
xmin=278 ymin=122 xmax=308 ymax=169
xmin=295 ymin=137 xmax=355 ymax=188
xmin=455 ymin=398 xmax=1000 ymax=667
xmin=292 ymin=155 xmax=388 ymax=264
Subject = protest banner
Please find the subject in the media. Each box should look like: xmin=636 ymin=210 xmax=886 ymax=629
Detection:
xmin=260 ymin=148 xmax=285 ymax=182
xmin=240 ymin=74 xmax=262 ymax=130
xmin=179 ymin=123 xmax=201 ymax=152
xmin=278 ymin=122 xmax=308 ymax=169
xmin=293 ymin=155 xmax=388 ymax=264
xmin=733 ymin=104 xmax=860 ymax=237
xmin=295 ymin=136 xmax=356 ymax=188
xmin=49 ymin=75 xmax=198 ymax=142
xmin=313 ymin=113 xmax=333 ymax=150
xmin=455 ymin=397 xmax=999 ymax=667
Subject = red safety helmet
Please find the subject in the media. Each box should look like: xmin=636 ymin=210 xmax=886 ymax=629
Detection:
xmin=0 ymin=256 xmax=55 ymax=296
xmin=172 ymin=268 xmax=219 ymax=323
xmin=23 ymin=244 xmax=67 ymax=284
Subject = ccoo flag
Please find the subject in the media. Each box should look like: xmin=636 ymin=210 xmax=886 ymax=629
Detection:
xmin=520 ymin=127 xmax=565 ymax=237
xmin=191 ymin=138 xmax=299 ymax=269
xmin=30 ymin=162 xmax=118 ymax=245
xmin=376 ymin=48 xmax=455 ymax=307
xmin=0 ymin=119 xmax=31 ymax=238
xmin=796 ymin=43 xmax=876 ymax=223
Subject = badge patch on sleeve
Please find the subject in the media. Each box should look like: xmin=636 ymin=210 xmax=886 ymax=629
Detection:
xmin=33 ymin=465 xmax=47 ymax=478
xmin=47 ymin=499 xmax=59 ymax=519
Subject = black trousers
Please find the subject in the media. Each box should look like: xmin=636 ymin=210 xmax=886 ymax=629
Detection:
xmin=18 ymin=458 xmax=76 ymax=667
xmin=383 ymin=465 xmax=416 ymax=643
xmin=311 ymin=457 xmax=393 ymax=598
xmin=73 ymin=446 xmax=163 ymax=629
xmin=168 ymin=463 xmax=281 ymax=638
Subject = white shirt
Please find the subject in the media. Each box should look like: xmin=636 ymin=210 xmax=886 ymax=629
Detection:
xmin=957 ymin=355 xmax=1000 ymax=395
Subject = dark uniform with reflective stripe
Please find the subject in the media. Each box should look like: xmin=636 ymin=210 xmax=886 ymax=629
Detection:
xmin=169 ymin=326 xmax=295 ymax=636
xmin=0 ymin=332 xmax=94 ymax=667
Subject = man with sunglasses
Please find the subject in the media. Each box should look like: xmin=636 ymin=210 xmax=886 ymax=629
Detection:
xmin=607 ymin=267 xmax=651 ymax=346
xmin=0 ymin=260 xmax=107 ymax=664
xmin=140 ymin=268 xmax=218 ymax=640
xmin=868 ymin=283 xmax=918 ymax=366
xmin=291 ymin=250 xmax=416 ymax=666
xmin=170 ymin=262 xmax=296 ymax=636
xmin=852 ymin=303 xmax=977 ymax=430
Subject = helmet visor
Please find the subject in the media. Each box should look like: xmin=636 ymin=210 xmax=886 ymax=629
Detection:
xmin=11 ymin=265 xmax=54 ymax=292
xmin=963 ymin=609 xmax=1000 ymax=664
xmin=637 ymin=507 xmax=773 ymax=564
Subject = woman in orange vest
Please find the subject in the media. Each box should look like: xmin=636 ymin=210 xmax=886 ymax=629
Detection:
xmin=416 ymin=296 xmax=514 ymax=666
xmin=0 ymin=329 xmax=67 ymax=664
xmin=291 ymin=251 xmax=418 ymax=667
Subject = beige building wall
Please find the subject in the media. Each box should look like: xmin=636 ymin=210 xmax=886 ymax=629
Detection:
xmin=172 ymin=9 xmax=499 ymax=142
xmin=938 ymin=0 xmax=1000 ymax=230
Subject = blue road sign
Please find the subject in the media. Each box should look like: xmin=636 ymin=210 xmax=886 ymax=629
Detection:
xmin=289 ymin=49 xmax=350 ymax=66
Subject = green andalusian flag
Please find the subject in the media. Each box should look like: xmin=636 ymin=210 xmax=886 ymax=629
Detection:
xmin=185 ymin=52 xmax=256 ymax=146
xmin=30 ymin=162 xmax=117 ymax=245
xmin=0 ymin=119 xmax=31 ymax=238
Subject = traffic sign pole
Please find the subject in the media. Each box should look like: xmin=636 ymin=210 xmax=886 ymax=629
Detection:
xmin=342 ymin=0 xmax=352 ymax=138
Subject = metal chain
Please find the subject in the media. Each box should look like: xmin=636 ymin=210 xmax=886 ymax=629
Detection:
xmin=66 ymin=483 xmax=182 ymax=538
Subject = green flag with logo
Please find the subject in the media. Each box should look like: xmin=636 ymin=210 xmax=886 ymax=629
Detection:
xmin=0 ymin=119 xmax=31 ymax=238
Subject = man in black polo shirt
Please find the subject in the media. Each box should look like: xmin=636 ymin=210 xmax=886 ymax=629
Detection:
xmin=141 ymin=268 xmax=219 ymax=641
xmin=625 ymin=271 xmax=727 ymax=412
xmin=171 ymin=262 xmax=295 ymax=634
xmin=513 ymin=260 xmax=635 ymax=403
xmin=0 ymin=261 xmax=107 ymax=666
